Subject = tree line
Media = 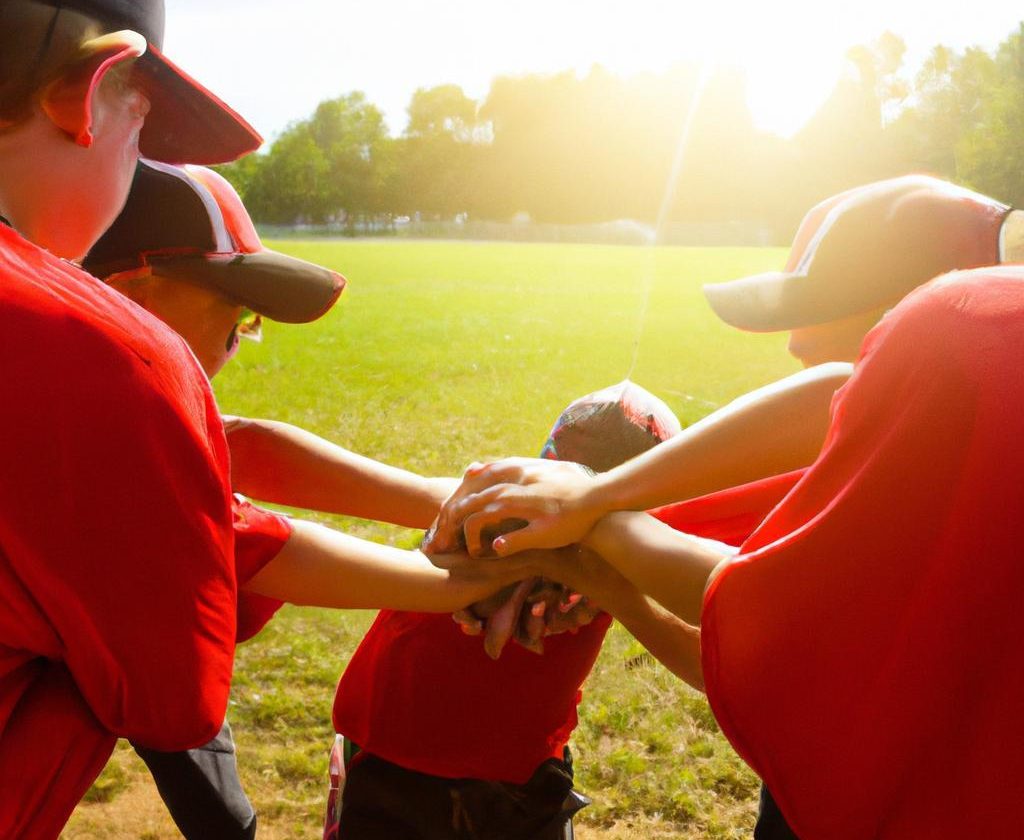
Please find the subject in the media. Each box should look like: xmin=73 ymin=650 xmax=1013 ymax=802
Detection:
xmin=218 ymin=24 xmax=1024 ymax=241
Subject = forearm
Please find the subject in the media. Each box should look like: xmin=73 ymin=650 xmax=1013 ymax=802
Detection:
xmin=244 ymin=519 xmax=531 ymax=612
xmin=608 ymin=589 xmax=704 ymax=690
xmin=590 ymin=363 xmax=851 ymax=512
xmin=585 ymin=511 xmax=726 ymax=625
xmin=225 ymin=417 xmax=456 ymax=528
xmin=527 ymin=544 xmax=705 ymax=688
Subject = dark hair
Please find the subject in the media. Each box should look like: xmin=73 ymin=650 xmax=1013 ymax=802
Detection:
xmin=0 ymin=2 xmax=97 ymax=127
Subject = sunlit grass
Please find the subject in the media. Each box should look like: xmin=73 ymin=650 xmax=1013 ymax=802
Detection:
xmin=65 ymin=240 xmax=797 ymax=839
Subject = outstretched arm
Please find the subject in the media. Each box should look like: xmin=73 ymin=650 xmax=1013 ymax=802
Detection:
xmin=582 ymin=511 xmax=728 ymax=625
xmin=224 ymin=416 xmax=457 ymax=529
xmin=243 ymin=518 xmax=535 ymax=613
xmin=434 ymin=363 xmax=851 ymax=556
xmin=528 ymin=543 xmax=706 ymax=689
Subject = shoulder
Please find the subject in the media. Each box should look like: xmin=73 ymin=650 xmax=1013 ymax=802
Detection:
xmin=0 ymin=230 xmax=224 ymax=460
xmin=838 ymin=267 xmax=1024 ymax=427
xmin=865 ymin=267 xmax=1024 ymax=360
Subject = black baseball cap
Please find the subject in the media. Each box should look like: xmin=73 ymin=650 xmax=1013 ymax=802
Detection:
xmin=84 ymin=160 xmax=345 ymax=323
xmin=37 ymin=0 xmax=262 ymax=163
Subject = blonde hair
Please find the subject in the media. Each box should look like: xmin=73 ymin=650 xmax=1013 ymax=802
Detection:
xmin=0 ymin=1 xmax=103 ymax=129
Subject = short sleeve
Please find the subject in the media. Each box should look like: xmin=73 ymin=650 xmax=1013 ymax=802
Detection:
xmin=233 ymin=497 xmax=292 ymax=642
xmin=648 ymin=470 xmax=804 ymax=546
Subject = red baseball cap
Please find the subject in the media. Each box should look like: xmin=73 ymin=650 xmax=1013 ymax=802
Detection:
xmin=703 ymin=176 xmax=1009 ymax=332
xmin=35 ymin=0 xmax=261 ymax=164
xmin=84 ymin=160 xmax=346 ymax=323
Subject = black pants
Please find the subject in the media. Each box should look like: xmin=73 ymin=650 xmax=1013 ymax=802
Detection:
xmin=133 ymin=719 xmax=257 ymax=840
xmin=337 ymin=748 xmax=587 ymax=840
xmin=754 ymin=784 xmax=799 ymax=840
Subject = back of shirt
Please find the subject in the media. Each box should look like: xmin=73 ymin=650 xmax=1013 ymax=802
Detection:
xmin=703 ymin=268 xmax=1024 ymax=838
xmin=0 ymin=225 xmax=238 ymax=838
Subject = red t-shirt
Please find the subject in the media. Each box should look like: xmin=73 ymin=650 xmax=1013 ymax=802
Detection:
xmin=702 ymin=268 xmax=1024 ymax=838
xmin=0 ymin=226 xmax=284 ymax=838
xmin=335 ymin=609 xmax=613 ymax=784
xmin=334 ymin=474 xmax=797 ymax=784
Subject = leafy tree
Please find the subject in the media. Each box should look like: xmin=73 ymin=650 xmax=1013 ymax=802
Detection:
xmin=213 ymin=152 xmax=264 ymax=206
xmin=308 ymin=93 xmax=391 ymax=225
xmin=407 ymin=84 xmax=478 ymax=141
xmin=245 ymin=123 xmax=329 ymax=224
xmin=239 ymin=92 xmax=390 ymax=226
xmin=393 ymin=85 xmax=482 ymax=219
xmin=231 ymin=21 xmax=1024 ymax=234
xmin=958 ymin=24 xmax=1024 ymax=204
xmin=889 ymin=44 xmax=996 ymax=180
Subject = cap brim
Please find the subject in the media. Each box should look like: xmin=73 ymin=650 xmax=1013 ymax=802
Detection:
xmin=154 ymin=250 xmax=345 ymax=323
xmin=703 ymin=271 xmax=875 ymax=333
xmin=133 ymin=45 xmax=262 ymax=165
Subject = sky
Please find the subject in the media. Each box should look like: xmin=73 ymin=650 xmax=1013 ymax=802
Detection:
xmin=166 ymin=0 xmax=1023 ymax=145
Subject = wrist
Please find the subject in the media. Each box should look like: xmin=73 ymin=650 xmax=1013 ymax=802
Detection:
xmin=581 ymin=510 xmax=619 ymax=555
xmin=424 ymin=476 xmax=459 ymax=508
xmin=578 ymin=470 xmax=612 ymax=525
xmin=569 ymin=544 xmax=640 ymax=615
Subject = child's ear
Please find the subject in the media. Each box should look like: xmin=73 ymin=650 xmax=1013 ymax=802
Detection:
xmin=41 ymin=30 xmax=146 ymax=148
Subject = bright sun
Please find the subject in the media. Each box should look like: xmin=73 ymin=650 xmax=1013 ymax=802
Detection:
xmin=586 ymin=1 xmax=849 ymax=138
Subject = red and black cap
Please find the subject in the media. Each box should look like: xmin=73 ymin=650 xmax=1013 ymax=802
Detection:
xmin=37 ymin=0 xmax=261 ymax=164
xmin=84 ymin=160 xmax=345 ymax=323
xmin=703 ymin=175 xmax=1009 ymax=332
xmin=540 ymin=380 xmax=681 ymax=472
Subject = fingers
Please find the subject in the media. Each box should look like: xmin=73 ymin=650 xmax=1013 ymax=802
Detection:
xmin=462 ymin=504 xmax=538 ymax=557
xmin=488 ymin=521 xmax=552 ymax=557
xmin=421 ymin=520 xmax=441 ymax=555
xmin=483 ymin=577 xmax=534 ymax=660
xmin=461 ymin=572 xmax=601 ymax=649
xmin=517 ymin=600 xmax=547 ymax=654
xmin=547 ymin=598 xmax=601 ymax=635
xmin=428 ymin=475 xmax=495 ymax=553
xmin=452 ymin=609 xmax=483 ymax=636
xmin=466 ymin=583 xmax=517 ymax=619
xmin=433 ymin=458 xmax=554 ymax=552
xmin=425 ymin=550 xmax=472 ymax=570
xmin=559 ymin=592 xmax=584 ymax=613
xmin=438 ymin=484 xmax=513 ymax=555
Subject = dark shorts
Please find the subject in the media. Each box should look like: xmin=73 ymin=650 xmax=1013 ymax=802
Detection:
xmin=332 ymin=744 xmax=587 ymax=840
xmin=754 ymin=784 xmax=799 ymax=840
xmin=133 ymin=719 xmax=256 ymax=840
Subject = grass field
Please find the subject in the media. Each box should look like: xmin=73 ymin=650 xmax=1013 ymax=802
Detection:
xmin=64 ymin=240 xmax=799 ymax=839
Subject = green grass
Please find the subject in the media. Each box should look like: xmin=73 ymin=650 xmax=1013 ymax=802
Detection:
xmin=66 ymin=240 xmax=799 ymax=839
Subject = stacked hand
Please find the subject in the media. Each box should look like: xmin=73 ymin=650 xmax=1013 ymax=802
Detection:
xmin=423 ymin=480 xmax=624 ymax=658
xmin=450 ymin=576 xmax=601 ymax=659
xmin=428 ymin=458 xmax=605 ymax=557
